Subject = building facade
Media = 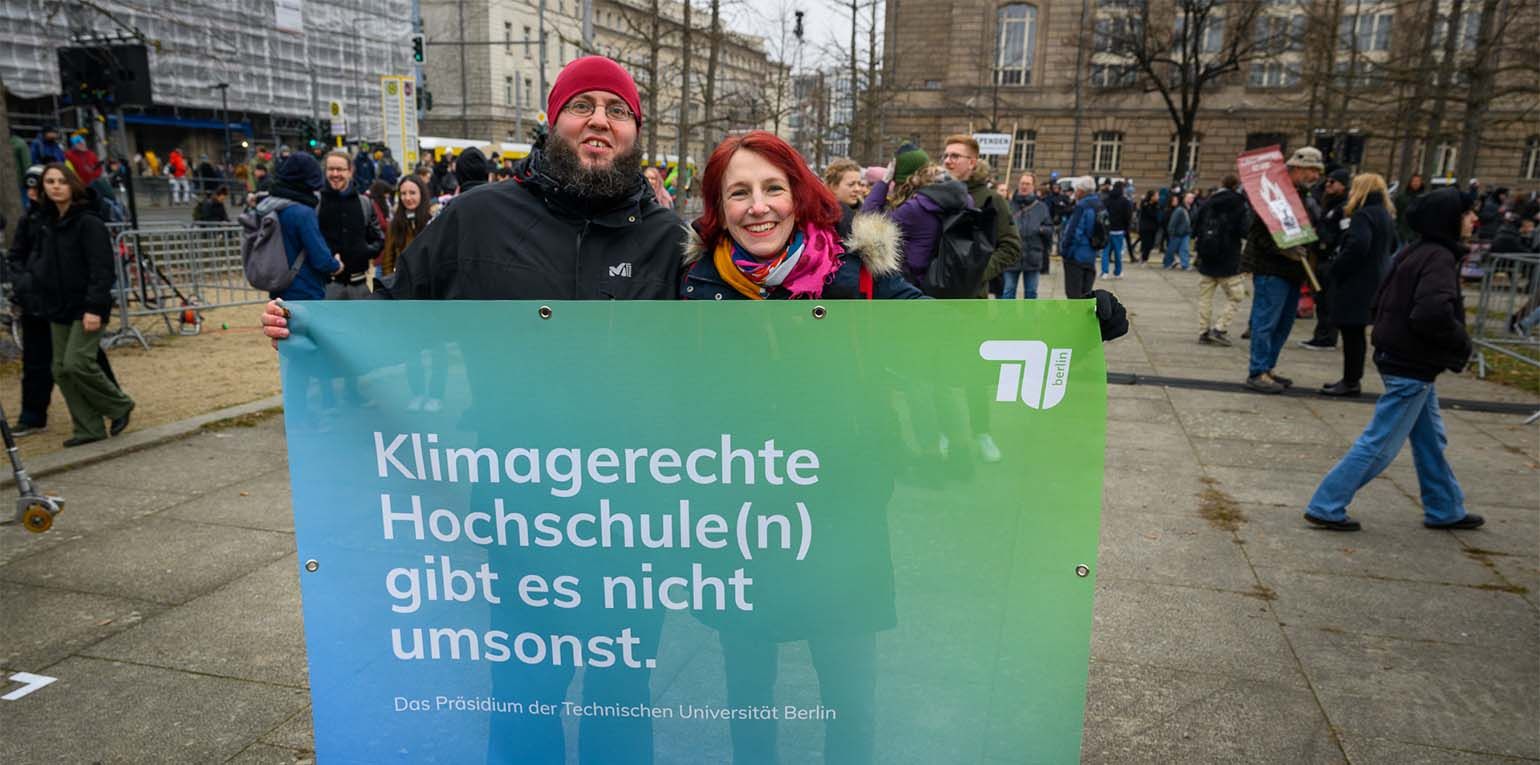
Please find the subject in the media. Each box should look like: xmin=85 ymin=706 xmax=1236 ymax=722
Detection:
xmin=883 ymin=0 xmax=1539 ymax=191
xmin=420 ymin=0 xmax=790 ymax=166
xmin=1 ymin=0 xmax=415 ymax=161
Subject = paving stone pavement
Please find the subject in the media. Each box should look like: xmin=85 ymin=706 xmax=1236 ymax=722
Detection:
xmin=0 ymin=260 xmax=1535 ymax=763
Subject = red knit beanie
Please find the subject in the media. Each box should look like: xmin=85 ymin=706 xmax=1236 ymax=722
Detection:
xmin=546 ymin=56 xmax=643 ymax=128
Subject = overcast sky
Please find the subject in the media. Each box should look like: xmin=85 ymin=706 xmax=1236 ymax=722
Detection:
xmin=722 ymin=0 xmax=882 ymax=72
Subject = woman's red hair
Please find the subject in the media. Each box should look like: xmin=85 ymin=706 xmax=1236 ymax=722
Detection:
xmin=696 ymin=130 xmax=842 ymax=249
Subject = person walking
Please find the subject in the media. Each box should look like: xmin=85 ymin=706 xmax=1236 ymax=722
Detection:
xmin=1006 ymin=173 xmax=1052 ymax=299
xmin=1101 ymin=181 xmax=1132 ymax=278
xmin=1193 ymin=174 xmax=1249 ymax=346
xmin=1136 ymin=189 xmax=1160 ymax=264
xmin=1059 ymin=176 xmax=1102 ymax=298
xmin=166 ymin=148 xmax=191 ymax=205
xmin=1320 ymin=173 xmax=1396 ymax=398
xmin=1303 ymin=187 xmax=1482 ymax=532
xmin=1243 ymin=147 xmax=1324 ymax=393
xmin=30 ymin=164 xmax=134 ymax=447
xmin=1163 ymin=193 xmax=1192 ymax=269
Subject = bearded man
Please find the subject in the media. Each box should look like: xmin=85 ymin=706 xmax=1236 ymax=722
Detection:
xmin=372 ymin=56 xmax=682 ymax=300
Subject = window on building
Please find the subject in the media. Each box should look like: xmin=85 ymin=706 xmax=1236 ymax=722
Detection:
xmin=1249 ymin=61 xmax=1300 ymax=88
xmin=505 ymin=22 xmax=513 ymax=55
xmin=525 ymin=77 xmax=534 ymax=109
xmin=1012 ymin=129 xmax=1037 ymax=170
xmin=995 ymin=4 xmax=1038 ymax=86
xmin=1338 ymin=13 xmax=1392 ymax=51
xmin=1432 ymin=143 xmax=1458 ymax=177
xmin=523 ymin=27 xmax=532 ymax=59
xmin=1173 ymin=12 xmax=1224 ymax=54
xmin=1092 ymin=131 xmax=1123 ymax=174
xmin=1091 ymin=62 xmax=1137 ymax=87
xmin=505 ymin=76 xmax=514 ymax=106
xmin=1524 ymin=136 xmax=1540 ymax=180
xmin=1169 ymin=134 xmax=1201 ymax=175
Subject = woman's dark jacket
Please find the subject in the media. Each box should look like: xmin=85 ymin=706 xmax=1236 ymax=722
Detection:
xmin=681 ymin=213 xmax=923 ymax=300
xmin=25 ymin=197 xmax=116 ymax=324
xmin=1330 ymin=192 xmax=1394 ymax=326
xmin=1371 ymin=188 xmax=1472 ymax=381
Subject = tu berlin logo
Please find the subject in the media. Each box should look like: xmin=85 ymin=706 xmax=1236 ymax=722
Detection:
xmin=979 ymin=341 xmax=1072 ymax=410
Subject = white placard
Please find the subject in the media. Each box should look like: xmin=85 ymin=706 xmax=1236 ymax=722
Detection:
xmin=974 ymin=132 xmax=1011 ymax=156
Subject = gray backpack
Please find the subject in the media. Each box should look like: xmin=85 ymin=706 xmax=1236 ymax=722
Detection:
xmin=240 ymin=197 xmax=301 ymax=292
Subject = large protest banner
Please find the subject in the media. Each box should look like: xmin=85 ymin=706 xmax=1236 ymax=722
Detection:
xmin=279 ymin=300 xmax=1105 ymax=764
xmin=1237 ymin=145 xmax=1319 ymax=250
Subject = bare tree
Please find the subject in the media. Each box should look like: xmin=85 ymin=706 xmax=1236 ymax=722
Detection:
xmin=1088 ymin=0 xmax=1280 ymax=185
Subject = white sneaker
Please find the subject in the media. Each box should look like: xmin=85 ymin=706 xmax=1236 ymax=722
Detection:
xmin=977 ymin=433 xmax=1002 ymax=463
xmin=406 ymin=396 xmax=424 ymax=412
xmin=423 ymin=398 xmax=443 ymax=413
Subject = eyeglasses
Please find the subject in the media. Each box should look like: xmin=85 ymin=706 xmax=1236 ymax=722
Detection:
xmin=563 ymin=100 xmax=635 ymax=122
xmin=941 ymin=152 xmax=976 ymax=162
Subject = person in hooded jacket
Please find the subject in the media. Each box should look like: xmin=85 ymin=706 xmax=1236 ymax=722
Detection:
xmin=64 ymin=135 xmax=102 ymax=185
xmin=1303 ymin=187 xmax=1482 ymax=532
xmin=1320 ymin=173 xmax=1395 ymax=398
xmin=260 ymin=153 xmax=344 ymax=302
xmin=861 ymin=160 xmax=971 ymax=288
xmin=6 ymin=166 xmax=123 ymax=437
xmin=27 ymin=164 xmax=134 ymax=447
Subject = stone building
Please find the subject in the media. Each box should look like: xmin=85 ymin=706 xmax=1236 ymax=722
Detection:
xmin=882 ymin=0 xmax=1539 ymax=191
xmin=420 ymin=0 xmax=789 ymax=165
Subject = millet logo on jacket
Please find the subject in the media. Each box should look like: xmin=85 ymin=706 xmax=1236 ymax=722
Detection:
xmin=979 ymin=340 xmax=1072 ymax=409
xmin=609 ymin=262 xmax=632 ymax=277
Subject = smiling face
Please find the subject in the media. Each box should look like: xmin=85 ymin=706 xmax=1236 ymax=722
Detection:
xmin=398 ymin=180 xmax=421 ymax=211
xmin=553 ymin=89 xmax=638 ymax=172
xmin=324 ymin=154 xmax=352 ymax=191
xmin=721 ymin=149 xmax=796 ymax=260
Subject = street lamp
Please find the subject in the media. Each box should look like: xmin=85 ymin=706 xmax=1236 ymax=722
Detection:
xmin=214 ymin=82 xmax=231 ymax=169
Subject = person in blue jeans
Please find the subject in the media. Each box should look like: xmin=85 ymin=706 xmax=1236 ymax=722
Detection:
xmin=1242 ymin=148 xmax=1324 ymax=393
xmin=1304 ymin=187 xmax=1483 ymax=532
xmin=1100 ymin=181 xmax=1132 ymax=278
xmin=1162 ymin=193 xmax=1192 ymax=269
xmin=1006 ymin=173 xmax=1052 ymax=298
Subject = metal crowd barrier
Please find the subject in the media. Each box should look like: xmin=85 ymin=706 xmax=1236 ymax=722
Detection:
xmin=105 ymin=223 xmax=265 ymax=349
xmin=1469 ymin=251 xmax=1540 ymax=384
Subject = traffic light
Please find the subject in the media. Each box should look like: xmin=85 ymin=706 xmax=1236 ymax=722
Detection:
xmin=411 ymin=34 xmax=425 ymax=64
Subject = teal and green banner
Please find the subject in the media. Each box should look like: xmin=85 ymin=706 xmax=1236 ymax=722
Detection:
xmin=279 ymin=300 xmax=1106 ymax=764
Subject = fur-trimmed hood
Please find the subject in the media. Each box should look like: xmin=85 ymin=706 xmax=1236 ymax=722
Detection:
xmin=681 ymin=213 xmax=904 ymax=278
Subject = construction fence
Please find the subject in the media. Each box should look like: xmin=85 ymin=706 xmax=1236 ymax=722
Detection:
xmin=1469 ymin=250 xmax=1540 ymax=380
xmin=106 ymin=222 xmax=267 ymax=349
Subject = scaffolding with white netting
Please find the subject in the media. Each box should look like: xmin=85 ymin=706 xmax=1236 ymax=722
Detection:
xmin=1 ymin=0 xmax=414 ymax=142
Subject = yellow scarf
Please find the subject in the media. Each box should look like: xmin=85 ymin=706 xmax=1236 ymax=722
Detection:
xmin=712 ymin=238 xmax=767 ymax=300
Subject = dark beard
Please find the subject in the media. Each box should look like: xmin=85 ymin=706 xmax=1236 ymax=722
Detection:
xmin=543 ymin=136 xmax=642 ymax=201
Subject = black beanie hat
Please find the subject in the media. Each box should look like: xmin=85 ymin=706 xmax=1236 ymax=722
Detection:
xmin=275 ymin=152 xmax=324 ymax=192
xmin=457 ymin=147 xmax=490 ymax=189
xmin=1407 ymin=187 xmax=1466 ymax=247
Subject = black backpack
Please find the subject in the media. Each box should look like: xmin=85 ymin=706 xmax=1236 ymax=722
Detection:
xmin=923 ymin=202 xmax=997 ymax=298
xmin=1089 ymin=208 xmax=1111 ymax=251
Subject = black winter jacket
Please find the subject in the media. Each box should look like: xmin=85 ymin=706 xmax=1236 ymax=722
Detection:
xmin=1371 ymin=189 xmax=1471 ymax=381
xmin=1330 ymin=193 xmax=1394 ymax=326
xmin=1193 ymin=188 xmax=1248 ymax=278
xmin=5 ymin=205 xmax=46 ymax=316
xmin=1103 ymin=189 xmax=1133 ymax=231
xmin=381 ymin=149 xmax=683 ymax=300
xmin=317 ymin=187 xmax=384 ymax=282
xmin=27 ymin=199 xmax=116 ymax=324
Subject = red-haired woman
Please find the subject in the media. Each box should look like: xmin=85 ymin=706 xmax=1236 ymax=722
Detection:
xmin=680 ymin=130 xmax=921 ymax=300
